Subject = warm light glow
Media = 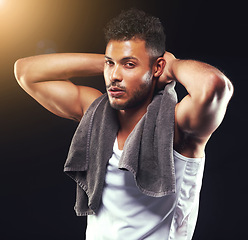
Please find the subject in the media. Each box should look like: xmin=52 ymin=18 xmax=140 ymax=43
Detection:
xmin=0 ymin=0 xmax=5 ymax=7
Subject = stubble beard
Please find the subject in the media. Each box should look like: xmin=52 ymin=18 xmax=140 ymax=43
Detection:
xmin=108 ymin=71 xmax=154 ymax=111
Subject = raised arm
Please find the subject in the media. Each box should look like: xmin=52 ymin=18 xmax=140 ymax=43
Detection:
xmin=159 ymin=52 xmax=234 ymax=157
xmin=14 ymin=53 xmax=104 ymax=121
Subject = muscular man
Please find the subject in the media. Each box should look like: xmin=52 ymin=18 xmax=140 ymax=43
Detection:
xmin=14 ymin=9 xmax=233 ymax=240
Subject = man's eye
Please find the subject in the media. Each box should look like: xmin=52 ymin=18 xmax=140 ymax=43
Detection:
xmin=125 ymin=62 xmax=135 ymax=68
xmin=105 ymin=60 xmax=114 ymax=65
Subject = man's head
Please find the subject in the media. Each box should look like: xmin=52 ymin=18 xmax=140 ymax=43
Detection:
xmin=103 ymin=9 xmax=166 ymax=111
xmin=104 ymin=8 xmax=166 ymax=64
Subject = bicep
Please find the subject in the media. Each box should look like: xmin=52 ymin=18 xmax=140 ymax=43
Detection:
xmin=20 ymin=79 xmax=102 ymax=121
xmin=175 ymin=89 xmax=231 ymax=139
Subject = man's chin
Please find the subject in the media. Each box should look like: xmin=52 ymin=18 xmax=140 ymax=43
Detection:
xmin=109 ymin=98 xmax=144 ymax=111
xmin=109 ymin=99 xmax=125 ymax=110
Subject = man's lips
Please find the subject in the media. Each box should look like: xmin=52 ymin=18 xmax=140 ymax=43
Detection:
xmin=108 ymin=87 xmax=126 ymax=97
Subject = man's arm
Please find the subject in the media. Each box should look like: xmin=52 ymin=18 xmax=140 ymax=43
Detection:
xmin=160 ymin=52 xmax=234 ymax=157
xmin=14 ymin=53 xmax=104 ymax=121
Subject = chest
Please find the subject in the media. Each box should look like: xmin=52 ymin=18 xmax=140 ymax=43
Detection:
xmin=117 ymin=131 xmax=130 ymax=150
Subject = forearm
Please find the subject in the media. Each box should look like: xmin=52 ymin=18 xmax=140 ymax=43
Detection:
xmin=14 ymin=53 xmax=105 ymax=84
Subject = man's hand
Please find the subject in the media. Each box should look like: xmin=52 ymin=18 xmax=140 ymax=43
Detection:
xmin=157 ymin=51 xmax=176 ymax=89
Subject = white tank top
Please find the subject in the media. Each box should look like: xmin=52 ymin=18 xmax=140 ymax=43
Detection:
xmin=86 ymin=138 xmax=205 ymax=240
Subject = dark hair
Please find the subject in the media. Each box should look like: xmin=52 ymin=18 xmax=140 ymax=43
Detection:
xmin=104 ymin=9 xmax=166 ymax=60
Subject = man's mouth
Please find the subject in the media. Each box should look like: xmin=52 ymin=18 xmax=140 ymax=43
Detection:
xmin=108 ymin=87 xmax=126 ymax=98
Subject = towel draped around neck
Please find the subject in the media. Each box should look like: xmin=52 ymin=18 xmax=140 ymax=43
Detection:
xmin=64 ymin=81 xmax=177 ymax=216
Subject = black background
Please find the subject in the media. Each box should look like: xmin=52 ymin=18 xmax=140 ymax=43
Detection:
xmin=1 ymin=0 xmax=247 ymax=239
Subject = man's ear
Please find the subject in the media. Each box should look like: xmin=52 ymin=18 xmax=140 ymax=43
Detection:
xmin=153 ymin=57 xmax=165 ymax=78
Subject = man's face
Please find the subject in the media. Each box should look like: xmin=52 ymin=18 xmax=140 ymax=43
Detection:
xmin=104 ymin=39 xmax=155 ymax=110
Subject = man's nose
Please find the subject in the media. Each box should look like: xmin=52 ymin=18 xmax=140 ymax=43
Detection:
xmin=110 ymin=65 xmax=122 ymax=82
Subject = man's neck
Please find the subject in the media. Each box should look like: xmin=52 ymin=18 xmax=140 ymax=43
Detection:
xmin=116 ymin=96 xmax=153 ymax=150
xmin=118 ymin=107 xmax=146 ymax=133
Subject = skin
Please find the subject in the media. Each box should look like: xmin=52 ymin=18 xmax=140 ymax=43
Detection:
xmin=14 ymin=38 xmax=233 ymax=157
xmin=104 ymin=39 xmax=165 ymax=149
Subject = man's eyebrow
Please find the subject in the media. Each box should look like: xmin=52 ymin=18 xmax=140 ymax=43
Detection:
xmin=104 ymin=55 xmax=138 ymax=61
xmin=122 ymin=56 xmax=138 ymax=61
xmin=104 ymin=55 xmax=112 ymax=60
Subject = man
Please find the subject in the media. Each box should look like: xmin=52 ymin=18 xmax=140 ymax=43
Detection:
xmin=14 ymin=9 xmax=233 ymax=240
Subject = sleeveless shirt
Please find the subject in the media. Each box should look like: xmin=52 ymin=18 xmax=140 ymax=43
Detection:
xmin=86 ymin=138 xmax=205 ymax=240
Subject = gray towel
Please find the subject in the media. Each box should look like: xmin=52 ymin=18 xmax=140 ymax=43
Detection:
xmin=64 ymin=81 xmax=177 ymax=216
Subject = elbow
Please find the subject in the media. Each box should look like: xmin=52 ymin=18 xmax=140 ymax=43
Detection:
xmin=213 ymin=73 xmax=233 ymax=101
xmin=203 ymin=72 xmax=234 ymax=104
xmin=14 ymin=58 xmax=26 ymax=85
xmin=14 ymin=57 xmax=34 ymax=89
